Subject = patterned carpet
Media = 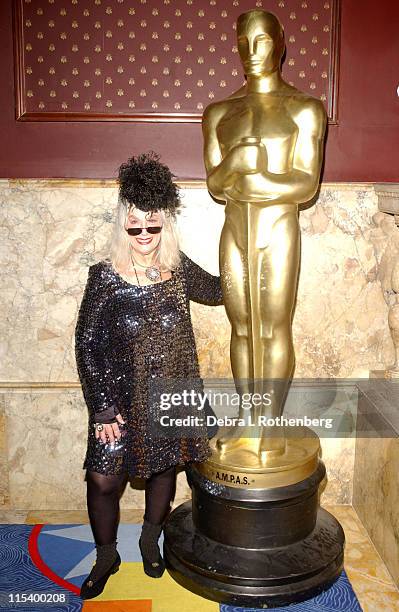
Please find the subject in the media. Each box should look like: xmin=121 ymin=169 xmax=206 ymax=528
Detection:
xmin=0 ymin=524 xmax=361 ymax=611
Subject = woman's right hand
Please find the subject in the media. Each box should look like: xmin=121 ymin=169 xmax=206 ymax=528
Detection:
xmin=95 ymin=413 xmax=126 ymax=445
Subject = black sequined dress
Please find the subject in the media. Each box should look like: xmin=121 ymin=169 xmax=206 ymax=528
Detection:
xmin=75 ymin=252 xmax=223 ymax=478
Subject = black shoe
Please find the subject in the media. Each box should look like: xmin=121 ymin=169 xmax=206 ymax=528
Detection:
xmin=80 ymin=551 xmax=121 ymax=600
xmin=139 ymin=536 xmax=165 ymax=578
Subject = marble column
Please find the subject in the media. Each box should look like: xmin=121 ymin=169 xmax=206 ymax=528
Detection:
xmin=374 ymin=184 xmax=399 ymax=378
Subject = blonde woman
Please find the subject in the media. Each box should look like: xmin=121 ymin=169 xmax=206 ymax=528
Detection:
xmin=75 ymin=152 xmax=222 ymax=599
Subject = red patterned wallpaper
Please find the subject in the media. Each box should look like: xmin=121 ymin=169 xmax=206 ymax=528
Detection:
xmin=1 ymin=0 xmax=399 ymax=180
xmin=15 ymin=0 xmax=339 ymax=121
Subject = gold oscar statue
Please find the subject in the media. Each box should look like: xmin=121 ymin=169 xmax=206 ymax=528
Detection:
xmin=202 ymin=8 xmax=327 ymax=470
xmin=163 ymin=11 xmax=344 ymax=607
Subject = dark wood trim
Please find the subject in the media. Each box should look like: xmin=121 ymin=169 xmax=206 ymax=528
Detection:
xmin=16 ymin=111 xmax=203 ymax=123
xmin=13 ymin=0 xmax=25 ymax=120
xmin=328 ymin=0 xmax=341 ymax=125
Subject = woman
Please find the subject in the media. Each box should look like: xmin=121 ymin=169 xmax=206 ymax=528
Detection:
xmin=75 ymin=152 xmax=222 ymax=599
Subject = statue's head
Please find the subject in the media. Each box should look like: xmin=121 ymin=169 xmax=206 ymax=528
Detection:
xmin=237 ymin=10 xmax=285 ymax=77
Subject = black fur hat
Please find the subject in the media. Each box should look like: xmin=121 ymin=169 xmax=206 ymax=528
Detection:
xmin=118 ymin=151 xmax=181 ymax=215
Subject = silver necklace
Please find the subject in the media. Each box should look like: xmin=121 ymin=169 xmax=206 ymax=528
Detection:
xmin=130 ymin=252 xmax=162 ymax=284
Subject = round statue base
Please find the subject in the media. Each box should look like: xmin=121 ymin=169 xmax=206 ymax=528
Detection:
xmin=163 ymin=462 xmax=345 ymax=608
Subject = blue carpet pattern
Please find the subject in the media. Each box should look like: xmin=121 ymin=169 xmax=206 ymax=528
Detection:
xmin=0 ymin=524 xmax=362 ymax=611
xmin=220 ymin=571 xmax=362 ymax=611
xmin=0 ymin=525 xmax=81 ymax=612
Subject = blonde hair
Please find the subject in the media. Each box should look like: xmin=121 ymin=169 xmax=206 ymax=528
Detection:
xmin=107 ymin=199 xmax=181 ymax=273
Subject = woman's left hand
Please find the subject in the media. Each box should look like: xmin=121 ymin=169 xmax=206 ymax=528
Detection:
xmin=95 ymin=413 xmax=126 ymax=445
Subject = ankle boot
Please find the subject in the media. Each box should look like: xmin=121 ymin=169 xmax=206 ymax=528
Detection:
xmin=80 ymin=541 xmax=121 ymax=600
xmin=139 ymin=519 xmax=165 ymax=578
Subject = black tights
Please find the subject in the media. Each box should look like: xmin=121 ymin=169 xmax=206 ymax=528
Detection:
xmin=86 ymin=466 xmax=176 ymax=545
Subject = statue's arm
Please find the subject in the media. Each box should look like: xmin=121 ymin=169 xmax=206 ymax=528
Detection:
xmin=202 ymin=104 xmax=260 ymax=201
xmin=202 ymin=104 xmax=232 ymax=201
xmin=231 ymin=100 xmax=327 ymax=205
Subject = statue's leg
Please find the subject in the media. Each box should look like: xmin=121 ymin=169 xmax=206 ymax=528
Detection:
xmin=256 ymin=209 xmax=300 ymax=458
xmin=220 ymin=222 xmax=251 ymax=388
xmin=216 ymin=214 xmax=265 ymax=455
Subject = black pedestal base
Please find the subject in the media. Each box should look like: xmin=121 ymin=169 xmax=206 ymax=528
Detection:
xmin=164 ymin=501 xmax=344 ymax=608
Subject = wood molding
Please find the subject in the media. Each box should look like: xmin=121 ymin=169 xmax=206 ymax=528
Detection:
xmin=327 ymin=0 xmax=341 ymax=125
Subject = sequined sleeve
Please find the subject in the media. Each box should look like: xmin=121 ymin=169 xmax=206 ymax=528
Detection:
xmin=74 ymin=263 xmax=119 ymax=424
xmin=180 ymin=251 xmax=223 ymax=306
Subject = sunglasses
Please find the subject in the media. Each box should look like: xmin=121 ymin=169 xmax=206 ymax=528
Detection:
xmin=126 ymin=226 xmax=162 ymax=236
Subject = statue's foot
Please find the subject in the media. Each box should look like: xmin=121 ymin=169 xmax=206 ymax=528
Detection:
xmin=215 ymin=425 xmax=286 ymax=465
xmin=259 ymin=435 xmax=286 ymax=466
xmin=216 ymin=425 xmax=262 ymax=457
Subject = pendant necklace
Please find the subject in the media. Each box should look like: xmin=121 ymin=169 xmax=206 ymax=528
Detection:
xmin=130 ymin=251 xmax=162 ymax=285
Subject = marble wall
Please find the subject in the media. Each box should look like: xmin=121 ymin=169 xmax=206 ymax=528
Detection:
xmin=353 ymin=436 xmax=399 ymax=587
xmin=0 ymin=180 xmax=395 ymax=512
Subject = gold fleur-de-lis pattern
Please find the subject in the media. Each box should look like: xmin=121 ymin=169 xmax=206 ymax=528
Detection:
xmin=17 ymin=0 xmax=339 ymax=120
